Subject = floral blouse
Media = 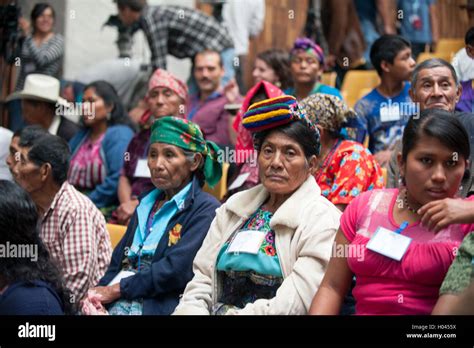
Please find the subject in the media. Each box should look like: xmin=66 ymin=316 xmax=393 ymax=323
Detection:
xmin=315 ymin=140 xmax=384 ymax=205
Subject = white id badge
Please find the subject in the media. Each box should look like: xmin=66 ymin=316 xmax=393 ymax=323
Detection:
xmin=380 ymin=104 xmax=401 ymax=122
xmin=228 ymin=172 xmax=251 ymax=191
xmin=107 ymin=270 xmax=135 ymax=286
xmin=134 ymin=159 xmax=151 ymax=178
xmin=227 ymin=230 xmax=265 ymax=254
xmin=366 ymin=227 xmax=412 ymax=261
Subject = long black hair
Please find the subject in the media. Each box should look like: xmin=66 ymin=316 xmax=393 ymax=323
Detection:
xmin=83 ymin=80 xmax=135 ymax=130
xmin=0 ymin=180 xmax=76 ymax=314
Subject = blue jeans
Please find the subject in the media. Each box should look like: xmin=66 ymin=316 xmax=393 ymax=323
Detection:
xmin=187 ymin=47 xmax=236 ymax=95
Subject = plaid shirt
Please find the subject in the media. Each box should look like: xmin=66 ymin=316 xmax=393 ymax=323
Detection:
xmin=125 ymin=5 xmax=233 ymax=70
xmin=40 ymin=182 xmax=112 ymax=302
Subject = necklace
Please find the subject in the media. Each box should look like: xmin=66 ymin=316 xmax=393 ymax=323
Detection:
xmin=403 ymin=190 xmax=419 ymax=214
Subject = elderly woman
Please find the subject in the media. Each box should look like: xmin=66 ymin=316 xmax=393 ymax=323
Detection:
xmin=113 ymin=69 xmax=188 ymax=225
xmin=300 ymin=94 xmax=384 ymax=211
xmin=174 ymin=95 xmax=341 ymax=315
xmin=0 ymin=180 xmax=75 ymax=315
xmin=310 ymin=109 xmax=474 ymax=315
xmin=68 ymin=81 xmax=135 ymax=217
xmin=82 ymin=116 xmax=222 ymax=315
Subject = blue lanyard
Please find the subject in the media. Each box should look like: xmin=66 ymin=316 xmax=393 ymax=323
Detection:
xmin=395 ymin=221 xmax=409 ymax=234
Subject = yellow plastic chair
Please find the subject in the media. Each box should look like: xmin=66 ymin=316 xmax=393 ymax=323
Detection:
xmin=341 ymin=70 xmax=380 ymax=108
xmin=434 ymin=38 xmax=464 ymax=57
xmin=106 ymin=223 xmax=127 ymax=249
xmin=321 ymin=72 xmax=337 ymax=88
xmin=416 ymin=51 xmax=452 ymax=64
xmin=203 ymin=162 xmax=230 ymax=201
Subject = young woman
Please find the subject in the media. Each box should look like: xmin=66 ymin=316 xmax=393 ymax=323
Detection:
xmin=310 ymin=109 xmax=474 ymax=315
xmin=69 ymin=81 xmax=135 ymax=217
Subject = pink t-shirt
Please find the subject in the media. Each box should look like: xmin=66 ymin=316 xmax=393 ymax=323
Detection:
xmin=340 ymin=189 xmax=474 ymax=315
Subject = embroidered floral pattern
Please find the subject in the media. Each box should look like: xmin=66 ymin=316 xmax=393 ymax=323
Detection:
xmin=240 ymin=208 xmax=278 ymax=258
xmin=315 ymin=140 xmax=384 ymax=205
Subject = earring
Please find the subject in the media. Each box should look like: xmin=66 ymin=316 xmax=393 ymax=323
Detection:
xmin=106 ymin=112 xmax=111 ymax=120
xmin=398 ymin=175 xmax=406 ymax=187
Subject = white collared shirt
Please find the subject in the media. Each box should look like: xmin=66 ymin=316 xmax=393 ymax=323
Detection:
xmin=48 ymin=114 xmax=61 ymax=136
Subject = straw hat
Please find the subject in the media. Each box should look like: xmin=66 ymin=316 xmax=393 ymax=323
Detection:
xmin=7 ymin=74 xmax=68 ymax=106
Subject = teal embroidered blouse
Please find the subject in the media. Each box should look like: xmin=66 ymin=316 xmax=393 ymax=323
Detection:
xmin=216 ymin=207 xmax=283 ymax=277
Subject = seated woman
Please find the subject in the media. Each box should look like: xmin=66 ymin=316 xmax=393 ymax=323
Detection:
xmin=69 ymin=81 xmax=135 ymax=217
xmin=81 ymin=116 xmax=222 ymax=315
xmin=0 ymin=180 xmax=75 ymax=315
xmin=174 ymin=95 xmax=341 ymax=315
xmin=300 ymin=94 xmax=384 ymax=211
xmin=309 ymin=109 xmax=474 ymax=315
xmin=113 ymin=69 xmax=188 ymax=225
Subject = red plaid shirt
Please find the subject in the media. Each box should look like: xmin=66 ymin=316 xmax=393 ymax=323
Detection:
xmin=41 ymin=182 xmax=112 ymax=302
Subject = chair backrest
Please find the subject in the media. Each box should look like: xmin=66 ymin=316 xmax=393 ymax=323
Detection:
xmin=321 ymin=72 xmax=337 ymax=88
xmin=434 ymin=38 xmax=464 ymax=57
xmin=203 ymin=162 xmax=230 ymax=201
xmin=416 ymin=51 xmax=452 ymax=64
xmin=106 ymin=223 xmax=127 ymax=249
xmin=341 ymin=70 xmax=380 ymax=108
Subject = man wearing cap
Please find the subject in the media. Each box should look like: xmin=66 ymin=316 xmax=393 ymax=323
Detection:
xmin=114 ymin=69 xmax=188 ymax=225
xmin=285 ymin=38 xmax=343 ymax=101
xmin=7 ymin=74 xmax=79 ymax=142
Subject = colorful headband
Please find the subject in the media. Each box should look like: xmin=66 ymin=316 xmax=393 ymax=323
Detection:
xmin=242 ymin=95 xmax=320 ymax=152
xmin=290 ymin=37 xmax=325 ymax=66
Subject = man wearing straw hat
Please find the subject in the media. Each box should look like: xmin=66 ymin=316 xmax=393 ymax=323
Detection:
xmin=7 ymin=74 xmax=79 ymax=142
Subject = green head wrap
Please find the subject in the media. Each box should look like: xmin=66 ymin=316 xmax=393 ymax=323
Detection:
xmin=150 ymin=116 xmax=222 ymax=187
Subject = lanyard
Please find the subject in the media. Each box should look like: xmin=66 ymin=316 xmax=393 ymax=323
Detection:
xmin=395 ymin=221 xmax=409 ymax=234
xmin=138 ymin=197 xmax=163 ymax=270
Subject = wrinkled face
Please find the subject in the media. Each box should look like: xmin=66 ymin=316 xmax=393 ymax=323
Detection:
xmin=147 ymin=87 xmax=184 ymax=119
xmin=290 ymin=50 xmax=321 ymax=84
xmin=399 ymin=134 xmax=467 ymax=206
xmin=34 ymin=7 xmax=54 ymax=34
xmin=147 ymin=143 xmax=195 ymax=192
xmin=81 ymin=87 xmax=111 ymax=127
xmin=194 ymin=52 xmax=224 ymax=95
xmin=258 ymin=131 xmax=316 ymax=195
xmin=253 ymin=58 xmax=279 ymax=85
xmin=13 ymin=146 xmax=44 ymax=194
xmin=6 ymin=136 xmax=20 ymax=177
xmin=410 ymin=66 xmax=462 ymax=111
xmin=385 ymin=47 xmax=416 ymax=81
